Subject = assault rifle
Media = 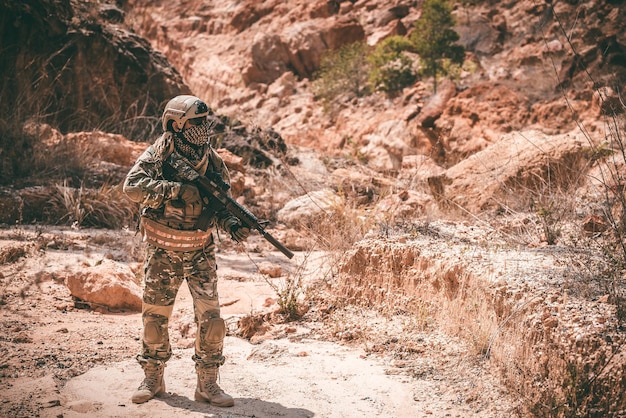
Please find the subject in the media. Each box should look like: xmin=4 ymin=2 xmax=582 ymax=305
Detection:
xmin=165 ymin=152 xmax=294 ymax=259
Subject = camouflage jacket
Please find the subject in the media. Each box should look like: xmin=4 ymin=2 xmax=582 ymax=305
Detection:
xmin=123 ymin=132 xmax=236 ymax=233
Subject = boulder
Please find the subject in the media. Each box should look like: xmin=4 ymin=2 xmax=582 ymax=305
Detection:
xmin=330 ymin=167 xmax=393 ymax=205
xmin=368 ymin=16 xmax=407 ymax=46
xmin=427 ymin=129 xmax=591 ymax=213
xmin=375 ymin=189 xmax=435 ymax=221
xmin=64 ymin=131 xmax=147 ymax=167
xmin=281 ymin=17 xmax=365 ymax=79
xmin=416 ymin=79 xmax=457 ymax=129
xmin=64 ymin=259 xmax=142 ymax=311
xmin=399 ymin=154 xmax=445 ymax=185
xmin=277 ymin=189 xmax=343 ymax=226
xmin=243 ymin=33 xmax=292 ymax=85
xmin=230 ymin=2 xmax=275 ymax=33
xmin=360 ymin=119 xmax=415 ymax=173
xmin=309 ymin=0 xmax=340 ymax=19
xmin=455 ymin=10 xmax=505 ymax=55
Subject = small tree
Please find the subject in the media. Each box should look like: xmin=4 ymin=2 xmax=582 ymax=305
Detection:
xmin=368 ymin=36 xmax=417 ymax=95
xmin=410 ymin=0 xmax=464 ymax=92
xmin=312 ymin=42 xmax=370 ymax=108
xmin=459 ymin=0 xmax=482 ymax=24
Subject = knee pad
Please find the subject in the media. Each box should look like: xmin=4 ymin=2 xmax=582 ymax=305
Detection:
xmin=142 ymin=304 xmax=173 ymax=345
xmin=203 ymin=317 xmax=226 ymax=343
xmin=143 ymin=314 xmax=166 ymax=344
xmin=196 ymin=316 xmax=226 ymax=367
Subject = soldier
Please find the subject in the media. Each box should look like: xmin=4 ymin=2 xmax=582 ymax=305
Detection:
xmin=123 ymin=95 xmax=249 ymax=407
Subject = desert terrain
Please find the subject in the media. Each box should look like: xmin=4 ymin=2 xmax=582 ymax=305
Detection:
xmin=1 ymin=225 xmax=518 ymax=418
xmin=1 ymin=0 xmax=625 ymax=417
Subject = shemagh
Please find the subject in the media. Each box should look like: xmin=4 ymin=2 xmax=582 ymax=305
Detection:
xmin=174 ymin=121 xmax=210 ymax=163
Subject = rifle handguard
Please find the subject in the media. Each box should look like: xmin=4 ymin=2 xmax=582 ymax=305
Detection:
xmin=165 ymin=152 xmax=294 ymax=259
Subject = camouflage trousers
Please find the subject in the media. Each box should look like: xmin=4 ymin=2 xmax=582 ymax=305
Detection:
xmin=137 ymin=242 xmax=225 ymax=368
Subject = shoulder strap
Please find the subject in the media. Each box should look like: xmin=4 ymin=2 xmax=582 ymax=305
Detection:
xmin=153 ymin=132 xmax=175 ymax=161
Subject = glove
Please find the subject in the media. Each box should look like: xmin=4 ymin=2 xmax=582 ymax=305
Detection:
xmin=229 ymin=222 xmax=250 ymax=243
xmin=179 ymin=184 xmax=202 ymax=206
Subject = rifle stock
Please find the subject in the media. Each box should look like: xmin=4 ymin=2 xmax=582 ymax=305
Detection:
xmin=166 ymin=153 xmax=294 ymax=259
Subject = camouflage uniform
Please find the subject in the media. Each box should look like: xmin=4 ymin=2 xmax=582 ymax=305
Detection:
xmin=124 ymin=130 xmax=241 ymax=405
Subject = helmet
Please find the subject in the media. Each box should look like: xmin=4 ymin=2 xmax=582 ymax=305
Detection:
xmin=161 ymin=95 xmax=210 ymax=131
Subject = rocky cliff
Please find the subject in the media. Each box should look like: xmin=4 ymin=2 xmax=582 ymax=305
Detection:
xmin=123 ymin=0 xmax=626 ymax=215
xmin=0 ymin=0 xmax=188 ymax=136
xmin=125 ymin=0 xmax=625 ymax=151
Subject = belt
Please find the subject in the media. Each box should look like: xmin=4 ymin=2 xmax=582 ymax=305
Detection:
xmin=140 ymin=217 xmax=213 ymax=252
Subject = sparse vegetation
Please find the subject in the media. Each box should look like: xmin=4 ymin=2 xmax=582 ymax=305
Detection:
xmin=0 ymin=244 xmax=31 ymax=265
xmin=368 ymin=36 xmax=417 ymax=94
xmin=312 ymin=0 xmax=465 ymax=106
xmin=49 ymin=182 xmax=138 ymax=229
xmin=311 ymin=41 xmax=371 ymax=110
xmin=409 ymin=0 xmax=464 ymax=93
xmin=265 ymin=255 xmax=310 ymax=321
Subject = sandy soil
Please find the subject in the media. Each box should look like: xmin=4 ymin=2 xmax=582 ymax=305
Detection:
xmin=0 ymin=226 xmax=517 ymax=418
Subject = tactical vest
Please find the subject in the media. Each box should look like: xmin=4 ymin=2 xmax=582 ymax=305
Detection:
xmin=140 ymin=132 xmax=220 ymax=252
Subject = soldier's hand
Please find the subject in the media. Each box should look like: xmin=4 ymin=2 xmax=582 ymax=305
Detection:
xmin=179 ymin=184 xmax=202 ymax=206
xmin=229 ymin=223 xmax=250 ymax=243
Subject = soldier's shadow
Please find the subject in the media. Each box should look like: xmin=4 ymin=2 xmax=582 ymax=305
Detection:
xmin=156 ymin=392 xmax=314 ymax=417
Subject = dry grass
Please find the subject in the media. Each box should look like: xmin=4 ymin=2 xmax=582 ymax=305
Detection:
xmin=0 ymin=244 xmax=32 ymax=265
xmin=236 ymin=313 xmax=271 ymax=340
xmin=6 ymin=183 xmax=138 ymax=230
xmin=50 ymin=182 xmax=137 ymax=229
xmin=264 ymin=253 xmax=312 ymax=321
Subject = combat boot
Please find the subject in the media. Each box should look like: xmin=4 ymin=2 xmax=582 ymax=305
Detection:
xmin=132 ymin=361 xmax=166 ymax=404
xmin=195 ymin=366 xmax=234 ymax=407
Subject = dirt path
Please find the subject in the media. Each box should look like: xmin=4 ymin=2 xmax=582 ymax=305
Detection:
xmin=42 ymin=282 xmax=500 ymax=418
xmin=51 ymin=337 xmax=420 ymax=417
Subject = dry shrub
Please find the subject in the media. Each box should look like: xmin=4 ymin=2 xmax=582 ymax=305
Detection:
xmin=2 ymin=121 xmax=101 ymax=187
xmin=0 ymin=244 xmax=31 ymax=265
xmin=236 ymin=313 xmax=267 ymax=340
xmin=236 ymin=305 xmax=311 ymax=341
xmin=48 ymin=182 xmax=138 ymax=228
xmin=305 ymin=200 xmax=377 ymax=257
xmin=264 ymin=264 xmax=310 ymax=321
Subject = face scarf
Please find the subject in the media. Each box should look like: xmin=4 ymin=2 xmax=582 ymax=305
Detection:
xmin=173 ymin=120 xmax=210 ymax=163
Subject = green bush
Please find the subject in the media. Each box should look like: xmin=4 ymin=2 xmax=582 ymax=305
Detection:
xmin=368 ymin=36 xmax=417 ymax=95
xmin=312 ymin=42 xmax=371 ymax=107
xmin=312 ymin=1 xmax=466 ymax=102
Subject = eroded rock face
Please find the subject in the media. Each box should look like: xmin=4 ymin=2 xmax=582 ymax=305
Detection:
xmin=0 ymin=0 xmax=189 ymax=136
xmin=434 ymin=83 xmax=532 ymax=165
xmin=427 ymin=129 xmax=591 ymax=213
xmin=129 ymin=0 xmax=626 ymax=165
xmin=335 ymin=227 xmax=626 ymax=416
